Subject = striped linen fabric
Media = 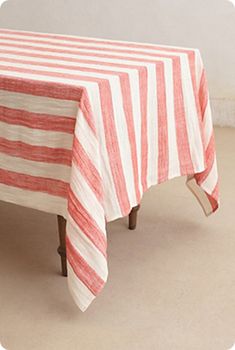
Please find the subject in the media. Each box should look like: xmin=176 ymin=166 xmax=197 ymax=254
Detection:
xmin=0 ymin=28 xmax=219 ymax=311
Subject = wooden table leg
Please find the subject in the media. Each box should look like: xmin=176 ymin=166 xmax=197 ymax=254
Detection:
xmin=57 ymin=205 xmax=140 ymax=276
xmin=57 ymin=215 xmax=68 ymax=277
xmin=128 ymin=205 xmax=140 ymax=230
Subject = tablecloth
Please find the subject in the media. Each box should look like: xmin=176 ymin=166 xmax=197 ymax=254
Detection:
xmin=0 ymin=28 xmax=219 ymax=311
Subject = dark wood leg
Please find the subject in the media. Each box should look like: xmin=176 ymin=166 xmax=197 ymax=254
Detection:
xmin=128 ymin=205 xmax=140 ymax=230
xmin=57 ymin=215 xmax=67 ymax=277
xmin=57 ymin=205 xmax=139 ymax=276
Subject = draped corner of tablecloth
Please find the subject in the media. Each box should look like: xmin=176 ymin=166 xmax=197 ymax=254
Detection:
xmin=186 ymin=174 xmax=219 ymax=216
xmin=185 ymin=50 xmax=219 ymax=217
xmin=63 ymin=86 xmax=109 ymax=312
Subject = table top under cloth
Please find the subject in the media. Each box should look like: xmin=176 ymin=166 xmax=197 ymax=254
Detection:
xmin=0 ymin=28 xmax=219 ymax=311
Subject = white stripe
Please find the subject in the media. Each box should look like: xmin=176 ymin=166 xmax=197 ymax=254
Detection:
xmin=66 ymin=214 xmax=107 ymax=281
xmin=0 ymin=120 xmax=73 ymax=149
xmin=0 ymin=152 xmax=70 ymax=182
xmin=67 ymin=262 xmax=96 ymax=312
xmin=85 ymin=83 xmax=122 ymax=220
xmin=74 ymin=108 xmax=100 ymax=173
xmin=108 ymin=75 xmax=136 ymax=204
xmin=194 ymin=49 xmax=204 ymax=90
xmin=203 ymin=102 xmax=213 ymax=148
xmin=127 ymin=69 xmax=142 ymax=193
xmin=146 ymin=63 xmax=158 ymax=186
xmin=186 ymin=176 xmax=212 ymax=216
xmin=164 ymin=60 xmax=180 ymax=178
xmin=0 ymin=183 xmax=67 ymax=217
xmin=201 ymin=158 xmax=218 ymax=194
xmin=70 ymin=166 xmax=105 ymax=233
xmin=0 ymin=89 xmax=78 ymax=117
xmin=117 ymin=67 xmax=142 ymax=196
xmin=180 ymin=54 xmax=205 ymax=171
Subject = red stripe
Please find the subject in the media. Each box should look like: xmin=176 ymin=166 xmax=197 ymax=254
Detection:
xmin=187 ymin=51 xmax=206 ymax=166
xmin=98 ymin=80 xmax=130 ymax=214
xmin=187 ymin=51 xmax=203 ymax=117
xmin=79 ymin=88 xmax=96 ymax=135
xmin=173 ymin=57 xmax=194 ymax=174
xmin=205 ymin=181 xmax=219 ymax=213
xmin=0 ymin=137 xmax=72 ymax=166
xmin=72 ymin=136 xmax=103 ymax=202
xmin=0 ymin=105 xmax=75 ymax=133
xmin=199 ymin=69 xmax=208 ymax=118
xmin=68 ymin=188 xmax=107 ymax=257
xmin=0 ymin=168 xmax=68 ymax=197
xmin=211 ymin=181 xmax=219 ymax=202
xmin=156 ymin=62 xmax=168 ymax=183
xmin=66 ymin=235 xmax=105 ymax=296
xmin=0 ymin=74 xmax=82 ymax=101
xmin=139 ymin=68 xmax=148 ymax=192
xmin=195 ymin=134 xmax=215 ymax=185
xmin=119 ymin=73 xmax=141 ymax=201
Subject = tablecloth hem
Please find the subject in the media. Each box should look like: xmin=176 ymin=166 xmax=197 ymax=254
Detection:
xmin=186 ymin=175 xmax=219 ymax=216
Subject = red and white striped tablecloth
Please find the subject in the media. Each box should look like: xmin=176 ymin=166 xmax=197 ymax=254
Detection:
xmin=0 ymin=28 xmax=219 ymax=311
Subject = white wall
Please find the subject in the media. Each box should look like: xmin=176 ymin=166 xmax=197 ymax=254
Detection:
xmin=0 ymin=0 xmax=234 ymax=125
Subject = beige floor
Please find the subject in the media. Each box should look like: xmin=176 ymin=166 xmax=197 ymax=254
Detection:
xmin=0 ymin=127 xmax=235 ymax=350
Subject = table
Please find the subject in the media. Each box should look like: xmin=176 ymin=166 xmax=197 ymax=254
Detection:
xmin=0 ymin=28 xmax=219 ymax=311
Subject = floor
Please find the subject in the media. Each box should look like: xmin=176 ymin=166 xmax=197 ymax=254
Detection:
xmin=0 ymin=127 xmax=235 ymax=350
